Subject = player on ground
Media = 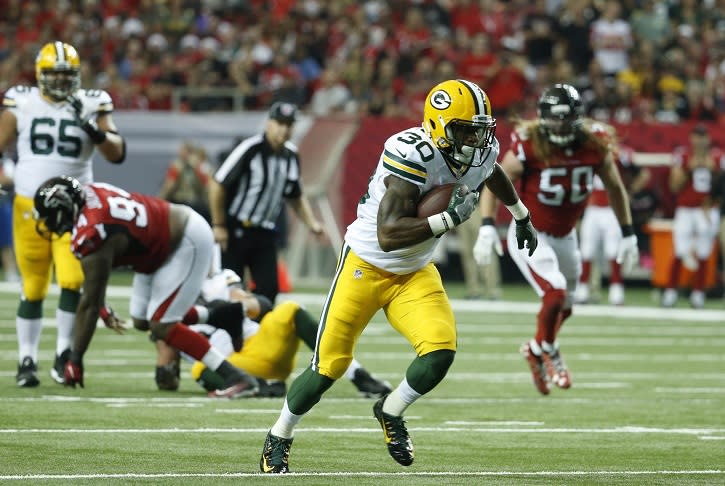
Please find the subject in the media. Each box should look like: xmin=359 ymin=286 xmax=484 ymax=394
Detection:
xmin=259 ymin=79 xmax=537 ymax=473
xmin=0 ymin=41 xmax=126 ymax=387
xmin=476 ymin=84 xmax=638 ymax=395
xmin=32 ymin=176 xmax=258 ymax=397
xmin=152 ymin=268 xmax=392 ymax=398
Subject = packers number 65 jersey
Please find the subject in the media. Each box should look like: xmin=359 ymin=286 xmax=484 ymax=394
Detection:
xmin=346 ymin=126 xmax=499 ymax=274
xmin=3 ymin=85 xmax=114 ymax=198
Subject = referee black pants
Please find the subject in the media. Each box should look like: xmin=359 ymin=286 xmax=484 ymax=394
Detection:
xmin=223 ymin=227 xmax=279 ymax=302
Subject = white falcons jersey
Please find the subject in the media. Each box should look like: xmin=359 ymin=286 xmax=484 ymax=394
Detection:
xmin=3 ymin=85 xmax=114 ymax=197
xmin=346 ymin=126 xmax=498 ymax=274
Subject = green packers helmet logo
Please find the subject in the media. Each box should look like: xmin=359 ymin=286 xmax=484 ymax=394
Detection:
xmin=430 ymin=90 xmax=452 ymax=110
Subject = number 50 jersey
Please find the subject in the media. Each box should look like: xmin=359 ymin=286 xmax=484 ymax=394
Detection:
xmin=3 ymin=85 xmax=114 ymax=198
xmin=71 ymin=183 xmax=173 ymax=274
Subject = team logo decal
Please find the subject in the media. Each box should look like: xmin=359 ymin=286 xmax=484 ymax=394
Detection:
xmin=353 ymin=269 xmax=363 ymax=280
xmin=430 ymin=90 xmax=452 ymax=110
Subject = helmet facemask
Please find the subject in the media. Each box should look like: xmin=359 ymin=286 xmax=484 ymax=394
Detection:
xmin=38 ymin=68 xmax=81 ymax=101
xmin=538 ymin=84 xmax=583 ymax=148
xmin=441 ymin=115 xmax=496 ymax=167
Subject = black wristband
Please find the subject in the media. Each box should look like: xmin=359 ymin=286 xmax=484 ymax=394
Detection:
xmin=515 ymin=213 xmax=530 ymax=225
xmin=82 ymin=120 xmax=107 ymax=144
xmin=69 ymin=350 xmax=83 ymax=365
xmin=481 ymin=217 xmax=496 ymax=226
xmin=621 ymin=224 xmax=635 ymax=237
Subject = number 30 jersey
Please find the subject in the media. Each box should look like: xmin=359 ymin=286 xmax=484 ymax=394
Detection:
xmin=71 ymin=183 xmax=172 ymax=274
xmin=3 ymin=85 xmax=114 ymax=197
xmin=346 ymin=126 xmax=498 ymax=274
xmin=511 ymin=126 xmax=609 ymax=237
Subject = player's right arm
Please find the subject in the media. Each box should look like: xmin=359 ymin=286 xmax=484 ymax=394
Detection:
xmin=376 ymin=175 xmax=438 ymax=251
xmin=0 ymin=108 xmax=18 ymax=151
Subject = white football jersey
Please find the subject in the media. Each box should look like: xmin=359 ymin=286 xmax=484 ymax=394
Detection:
xmin=346 ymin=126 xmax=499 ymax=274
xmin=3 ymin=86 xmax=114 ymax=197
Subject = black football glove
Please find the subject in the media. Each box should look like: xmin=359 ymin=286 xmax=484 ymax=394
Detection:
xmin=64 ymin=353 xmax=84 ymax=388
xmin=515 ymin=213 xmax=538 ymax=257
xmin=67 ymin=94 xmax=107 ymax=144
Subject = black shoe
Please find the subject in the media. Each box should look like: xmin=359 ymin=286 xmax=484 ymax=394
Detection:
xmin=16 ymin=356 xmax=40 ymax=388
xmin=352 ymin=368 xmax=392 ymax=398
xmin=260 ymin=431 xmax=293 ymax=473
xmin=257 ymin=379 xmax=287 ymax=398
xmin=373 ymin=394 xmax=414 ymax=466
xmin=50 ymin=349 xmax=71 ymax=385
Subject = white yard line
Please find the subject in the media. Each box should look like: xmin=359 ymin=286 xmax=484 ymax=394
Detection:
xmin=0 ymin=471 xmax=723 ymax=480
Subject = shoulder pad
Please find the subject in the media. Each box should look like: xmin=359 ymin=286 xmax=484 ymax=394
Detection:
xmin=77 ymin=89 xmax=114 ymax=114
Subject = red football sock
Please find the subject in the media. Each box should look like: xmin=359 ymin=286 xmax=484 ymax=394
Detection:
xmin=165 ymin=323 xmax=211 ymax=360
xmin=580 ymin=261 xmax=591 ymax=284
xmin=667 ymin=258 xmax=682 ymax=289
xmin=554 ymin=307 xmax=573 ymax=338
xmin=693 ymin=260 xmax=707 ymax=291
xmin=536 ymin=289 xmax=566 ymax=345
xmin=182 ymin=307 xmax=199 ymax=325
xmin=609 ymin=260 xmax=622 ymax=284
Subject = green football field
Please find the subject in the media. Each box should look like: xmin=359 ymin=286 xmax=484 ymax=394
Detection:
xmin=0 ymin=277 xmax=723 ymax=485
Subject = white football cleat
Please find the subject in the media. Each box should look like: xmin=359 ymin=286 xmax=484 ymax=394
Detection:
xmin=573 ymin=283 xmax=589 ymax=304
xmin=608 ymin=283 xmax=625 ymax=306
xmin=661 ymin=288 xmax=678 ymax=308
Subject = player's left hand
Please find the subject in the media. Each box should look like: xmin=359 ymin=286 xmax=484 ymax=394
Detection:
xmin=66 ymin=94 xmax=107 ymax=144
xmin=445 ymin=187 xmax=479 ymax=226
xmin=616 ymin=235 xmax=639 ymax=273
xmin=100 ymin=306 xmax=126 ymax=335
xmin=64 ymin=359 xmax=84 ymax=388
xmin=514 ymin=213 xmax=538 ymax=257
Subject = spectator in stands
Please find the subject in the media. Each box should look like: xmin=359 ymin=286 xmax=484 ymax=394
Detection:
xmin=661 ymin=124 xmax=723 ymax=309
xmin=208 ymin=102 xmax=324 ymax=302
xmin=308 ymin=67 xmax=356 ymax=116
xmin=590 ymin=0 xmax=633 ymax=77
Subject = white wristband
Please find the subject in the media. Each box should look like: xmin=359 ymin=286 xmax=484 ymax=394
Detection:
xmin=428 ymin=212 xmax=454 ymax=236
xmin=506 ymin=199 xmax=529 ymax=220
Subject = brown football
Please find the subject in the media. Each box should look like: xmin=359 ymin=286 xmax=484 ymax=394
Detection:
xmin=416 ymin=183 xmax=469 ymax=218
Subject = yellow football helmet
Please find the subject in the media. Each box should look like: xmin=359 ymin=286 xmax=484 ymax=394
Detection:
xmin=35 ymin=41 xmax=81 ymax=101
xmin=422 ymin=79 xmax=496 ymax=168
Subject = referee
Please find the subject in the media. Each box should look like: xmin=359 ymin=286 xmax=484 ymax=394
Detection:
xmin=209 ymin=102 xmax=324 ymax=302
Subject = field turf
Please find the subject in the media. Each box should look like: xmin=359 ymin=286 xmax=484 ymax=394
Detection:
xmin=0 ymin=275 xmax=723 ymax=485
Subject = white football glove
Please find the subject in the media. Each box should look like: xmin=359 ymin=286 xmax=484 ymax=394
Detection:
xmin=616 ymin=234 xmax=639 ymax=274
xmin=473 ymin=224 xmax=503 ymax=266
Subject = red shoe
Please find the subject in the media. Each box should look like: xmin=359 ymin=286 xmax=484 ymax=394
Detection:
xmin=520 ymin=341 xmax=550 ymax=395
xmin=542 ymin=346 xmax=572 ymax=389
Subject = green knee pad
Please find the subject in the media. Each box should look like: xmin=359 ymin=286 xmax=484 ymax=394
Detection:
xmin=406 ymin=349 xmax=456 ymax=395
xmin=59 ymin=289 xmax=81 ymax=312
xmin=18 ymin=299 xmax=43 ymax=319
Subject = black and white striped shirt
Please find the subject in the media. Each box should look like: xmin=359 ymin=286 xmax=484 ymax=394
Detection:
xmin=214 ymin=134 xmax=302 ymax=230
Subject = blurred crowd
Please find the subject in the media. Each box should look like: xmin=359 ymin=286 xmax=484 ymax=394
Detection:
xmin=2 ymin=0 xmax=725 ymax=120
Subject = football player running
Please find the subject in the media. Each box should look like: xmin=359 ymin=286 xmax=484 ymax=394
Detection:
xmin=32 ymin=176 xmax=259 ymax=397
xmin=0 ymin=42 xmax=126 ymax=387
xmin=152 ymin=268 xmax=392 ymax=399
xmin=476 ymin=84 xmax=638 ymax=395
xmin=259 ymin=79 xmax=537 ymax=473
